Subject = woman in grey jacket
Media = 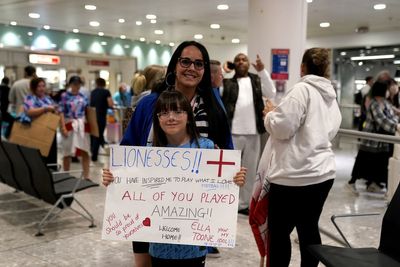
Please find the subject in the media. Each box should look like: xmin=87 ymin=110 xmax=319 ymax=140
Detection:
xmin=263 ymin=48 xmax=342 ymax=267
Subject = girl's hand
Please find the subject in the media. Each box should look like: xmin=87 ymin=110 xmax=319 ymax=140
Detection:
xmin=102 ymin=168 xmax=115 ymax=187
xmin=61 ymin=127 xmax=69 ymax=137
xmin=233 ymin=167 xmax=247 ymax=187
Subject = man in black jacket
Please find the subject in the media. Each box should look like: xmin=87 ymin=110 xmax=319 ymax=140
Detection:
xmin=222 ymin=53 xmax=276 ymax=215
xmin=0 ymin=77 xmax=14 ymax=138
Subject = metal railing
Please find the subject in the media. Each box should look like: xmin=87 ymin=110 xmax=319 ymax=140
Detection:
xmin=338 ymin=128 xmax=400 ymax=144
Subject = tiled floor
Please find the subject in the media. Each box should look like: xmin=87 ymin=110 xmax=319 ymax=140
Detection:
xmin=0 ymin=138 xmax=388 ymax=266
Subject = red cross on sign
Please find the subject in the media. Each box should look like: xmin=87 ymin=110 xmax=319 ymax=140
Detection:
xmin=206 ymin=150 xmax=236 ymax=177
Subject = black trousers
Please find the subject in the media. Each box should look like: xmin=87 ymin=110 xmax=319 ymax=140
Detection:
xmin=268 ymin=179 xmax=334 ymax=267
xmin=90 ymin=121 xmax=106 ymax=161
xmin=151 ymin=256 xmax=206 ymax=267
xmin=0 ymin=111 xmax=14 ymax=138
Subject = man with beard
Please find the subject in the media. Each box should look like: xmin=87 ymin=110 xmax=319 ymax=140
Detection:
xmin=222 ymin=53 xmax=276 ymax=215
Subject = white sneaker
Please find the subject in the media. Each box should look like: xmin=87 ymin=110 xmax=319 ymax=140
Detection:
xmin=345 ymin=183 xmax=359 ymax=196
xmin=367 ymin=182 xmax=385 ymax=194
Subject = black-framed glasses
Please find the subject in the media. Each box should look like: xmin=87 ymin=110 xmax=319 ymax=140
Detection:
xmin=157 ymin=110 xmax=187 ymax=120
xmin=178 ymin=57 xmax=205 ymax=70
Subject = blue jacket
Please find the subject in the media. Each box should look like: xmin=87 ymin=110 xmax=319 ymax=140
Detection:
xmin=121 ymin=91 xmax=233 ymax=149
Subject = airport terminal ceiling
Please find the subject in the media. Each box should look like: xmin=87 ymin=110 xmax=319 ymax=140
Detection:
xmin=0 ymin=0 xmax=399 ymax=45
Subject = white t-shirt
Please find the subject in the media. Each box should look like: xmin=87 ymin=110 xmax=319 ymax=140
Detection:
xmin=231 ymin=77 xmax=257 ymax=135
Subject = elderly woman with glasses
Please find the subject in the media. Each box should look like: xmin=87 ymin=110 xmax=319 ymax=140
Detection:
xmin=102 ymin=40 xmax=233 ymax=267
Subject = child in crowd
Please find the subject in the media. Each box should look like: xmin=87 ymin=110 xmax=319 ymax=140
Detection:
xmin=103 ymin=90 xmax=246 ymax=267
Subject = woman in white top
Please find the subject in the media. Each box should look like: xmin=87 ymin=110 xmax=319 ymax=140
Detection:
xmin=263 ymin=48 xmax=342 ymax=267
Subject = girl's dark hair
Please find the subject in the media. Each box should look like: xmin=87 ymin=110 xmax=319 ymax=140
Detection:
xmin=153 ymin=90 xmax=200 ymax=147
xmin=302 ymin=48 xmax=330 ymax=78
xmin=154 ymin=40 xmax=230 ymax=149
xmin=30 ymin=77 xmax=46 ymax=94
xmin=371 ymin=80 xmax=389 ymax=97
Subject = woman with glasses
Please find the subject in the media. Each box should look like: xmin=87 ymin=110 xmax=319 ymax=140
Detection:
xmin=103 ymin=41 xmax=233 ymax=267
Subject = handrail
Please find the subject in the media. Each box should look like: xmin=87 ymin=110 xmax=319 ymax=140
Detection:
xmin=338 ymin=128 xmax=400 ymax=144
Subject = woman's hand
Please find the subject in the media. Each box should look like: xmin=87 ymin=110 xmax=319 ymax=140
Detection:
xmin=61 ymin=127 xmax=69 ymax=137
xmin=45 ymin=105 xmax=56 ymax=113
xmin=263 ymin=99 xmax=275 ymax=117
xmin=102 ymin=168 xmax=115 ymax=187
xmin=233 ymin=167 xmax=247 ymax=187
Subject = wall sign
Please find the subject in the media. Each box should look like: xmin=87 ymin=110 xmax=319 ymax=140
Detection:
xmin=271 ymin=49 xmax=289 ymax=80
xmin=28 ymin=54 xmax=60 ymax=65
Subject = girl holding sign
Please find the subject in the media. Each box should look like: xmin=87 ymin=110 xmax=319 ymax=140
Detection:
xmin=103 ymin=90 xmax=246 ymax=267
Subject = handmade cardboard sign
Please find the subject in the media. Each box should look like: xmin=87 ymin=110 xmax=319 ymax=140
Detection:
xmin=102 ymin=145 xmax=241 ymax=248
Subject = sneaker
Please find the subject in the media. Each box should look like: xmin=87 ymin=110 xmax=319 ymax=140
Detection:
xmin=345 ymin=183 xmax=359 ymax=196
xmin=207 ymin=247 xmax=221 ymax=258
xmin=367 ymin=182 xmax=385 ymax=193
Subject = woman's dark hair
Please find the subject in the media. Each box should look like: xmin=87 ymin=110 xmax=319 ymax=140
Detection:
xmin=152 ymin=90 xmax=199 ymax=147
xmin=68 ymin=75 xmax=82 ymax=85
xmin=302 ymin=48 xmax=330 ymax=78
xmin=371 ymin=80 xmax=389 ymax=97
xmin=154 ymin=40 xmax=230 ymax=149
xmin=30 ymin=77 xmax=46 ymax=94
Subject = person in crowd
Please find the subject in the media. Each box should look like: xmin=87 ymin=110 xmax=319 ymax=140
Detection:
xmin=210 ymin=60 xmax=226 ymax=112
xmin=22 ymin=77 xmax=58 ymax=166
xmin=222 ymin=53 xmax=276 ymax=215
xmin=9 ymin=65 xmax=36 ymax=113
xmin=0 ymin=77 xmax=14 ymax=138
xmin=387 ymin=78 xmax=400 ymax=115
xmin=113 ymin=83 xmax=132 ymax=107
xmin=89 ymin=78 xmax=113 ymax=162
xmin=131 ymin=65 xmax=166 ymax=108
xmin=113 ymin=40 xmax=233 ymax=267
xmin=103 ymin=90 xmax=246 ymax=267
xmin=59 ymin=76 xmax=91 ymax=180
xmin=361 ymin=76 xmax=374 ymax=98
xmin=348 ymin=80 xmax=399 ymax=194
xmin=262 ymin=48 xmax=342 ymax=267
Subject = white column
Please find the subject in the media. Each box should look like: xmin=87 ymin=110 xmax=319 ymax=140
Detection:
xmin=248 ymin=0 xmax=308 ymax=90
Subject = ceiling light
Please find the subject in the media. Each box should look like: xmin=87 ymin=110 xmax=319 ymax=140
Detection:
xmin=89 ymin=21 xmax=100 ymax=27
xmin=101 ymin=41 xmax=107 ymax=46
xmin=217 ymin=4 xmax=229 ymax=10
xmin=169 ymin=42 xmax=175 ymax=47
xmin=155 ymin=40 xmax=161 ymax=44
xmin=150 ymin=20 xmax=157 ymax=24
xmin=358 ymin=62 xmax=363 ymax=66
xmin=393 ymin=48 xmax=400 ymax=52
xmin=139 ymin=37 xmax=146 ymax=42
xmin=394 ymin=60 xmax=400 ymax=64
xmin=124 ymin=45 xmax=130 ymax=49
xmin=307 ymin=0 xmax=313 ymax=3
xmin=98 ymin=32 xmax=104 ymax=36
xmin=27 ymin=32 xmax=33 ymax=36
xmin=232 ymin=38 xmax=240 ymax=44
xmin=73 ymin=28 xmax=79 ymax=33
xmin=194 ymin=34 xmax=203 ymax=40
xmin=146 ymin=14 xmax=157 ymax=20
xmin=73 ymin=39 xmax=80 ymax=43
xmin=320 ymin=22 xmax=330 ymax=28
xmin=29 ymin=13 xmax=40 ymax=19
xmin=43 ymin=25 xmax=50 ymax=30
xmin=51 ymin=43 xmax=57 ymax=48
xmin=85 ymin=4 xmax=96 ymax=10
xmin=210 ymin=24 xmax=220 ymax=29
xmin=154 ymin=30 xmax=164 ymax=35
xmin=118 ymin=18 xmax=125 ymax=23
xmin=373 ymin=4 xmax=386 ymax=10
xmin=351 ymin=54 xmax=395 ymax=61
xmin=136 ymin=21 xmax=142 ymax=26
xmin=10 ymin=21 xmax=17 ymax=26
xmin=340 ymin=52 xmax=347 ymax=56
xmin=120 ymin=35 xmax=126 ymax=39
